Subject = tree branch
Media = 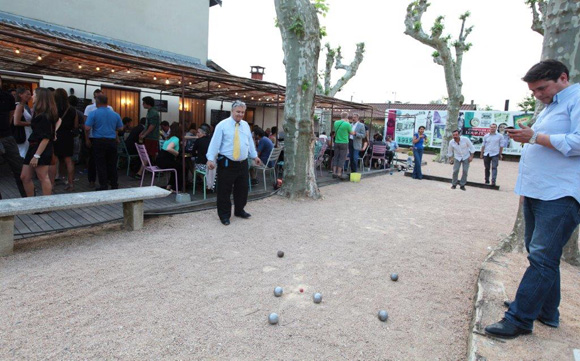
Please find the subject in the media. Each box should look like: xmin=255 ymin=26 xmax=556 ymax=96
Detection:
xmin=526 ymin=0 xmax=546 ymax=36
xmin=327 ymin=42 xmax=365 ymax=96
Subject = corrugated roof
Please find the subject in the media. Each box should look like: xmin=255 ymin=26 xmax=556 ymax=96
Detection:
xmin=0 ymin=11 xmax=211 ymax=71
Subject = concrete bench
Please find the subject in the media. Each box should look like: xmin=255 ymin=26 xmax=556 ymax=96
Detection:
xmin=0 ymin=186 xmax=171 ymax=256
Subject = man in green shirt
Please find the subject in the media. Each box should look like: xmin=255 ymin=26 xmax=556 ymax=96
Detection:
xmin=139 ymin=96 xmax=160 ymax=159
xmin=332 ymin=112 xmax=354 ymax=180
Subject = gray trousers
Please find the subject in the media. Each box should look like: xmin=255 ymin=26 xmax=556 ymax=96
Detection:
xmin=452 ymin=158 xmax=470 ymax=186
xmin=483 ymin=154 xmax=499 ymax=182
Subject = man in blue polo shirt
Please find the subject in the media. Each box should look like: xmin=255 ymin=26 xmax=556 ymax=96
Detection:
xmin=485 ymin=60 xmax=580 ymax=339
xmin=85 ymin=94 xmax=123 ymax=190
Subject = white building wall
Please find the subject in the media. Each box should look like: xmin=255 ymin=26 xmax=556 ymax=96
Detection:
xmin=253 ymin=107 xmax=284 ymax=130
xmin=1 ymin=0 xmax=209 ymax=62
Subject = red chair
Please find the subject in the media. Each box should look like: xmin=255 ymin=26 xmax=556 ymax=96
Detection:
xmin=136 ymin=144 xmax=178 ymax=191
xmin=370 ymin=144 xmax=388 ymax=170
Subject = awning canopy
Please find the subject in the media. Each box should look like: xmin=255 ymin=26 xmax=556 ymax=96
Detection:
xmin=0 ymin=12 xmax=371 ymax=112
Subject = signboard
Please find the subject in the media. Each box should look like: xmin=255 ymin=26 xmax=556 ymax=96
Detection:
xmin=154 ymin=99 xmax=168 ymax=112
xmin=389 ymin=109 xmax=531 ymax=155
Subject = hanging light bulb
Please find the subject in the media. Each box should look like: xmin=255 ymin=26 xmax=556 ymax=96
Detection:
xmin=96 ymin=67 xmax=100 ymax=71
xmin=15 ymin=48 xmax=20 ymax=54
xmin=78 ymin=64 xmax=82 ymax=69
xmin=126 ymin=69 xmax=131 ymax=73
xmin=189 ymin=82 xmax=192 ymax=85
xmin=153 ymin=76 xmax=157 ymax=80
xmin=165 ymin=79 xmax=170 ymax=85
xmin=37 ymin=54 xmax=42 ymax=60
xmin=111 ymin=69 xmax=115 ymax=73
xmin=178 ymin=80 xmax=181 ymax=84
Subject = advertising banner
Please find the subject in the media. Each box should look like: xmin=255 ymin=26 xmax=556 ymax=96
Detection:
xmin=388 ymin=109 xmax=531 ymax=155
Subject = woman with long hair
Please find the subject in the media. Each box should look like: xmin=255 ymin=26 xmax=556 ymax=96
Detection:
xmin=53 ymin=88 xmax=78 ymax=191
xmin=155 ymin=122 xmax=184 ymax=192
xmin=20 ymin=87 xmax=57 ymax=196
xmin=13 ymin=87 xmax=33 ymax=158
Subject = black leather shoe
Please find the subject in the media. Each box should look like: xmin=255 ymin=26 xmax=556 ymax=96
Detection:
xmin=220 ymin=218 xmax=230 ymax=225
xmin=451 ymin=185 xmax=457 ymax=189
xmin=485 ymin=319 xmax=532 ymax=339
xmin=235 ymin=211 xmax=251 ymax=219
xmin=460 ymin=186 xmax=466 ymax=191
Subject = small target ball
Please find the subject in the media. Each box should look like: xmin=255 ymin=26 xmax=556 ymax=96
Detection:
xmin=313 ymin=293 xmax=322 ymax=304
xmin=390 ymin=273 xmax=399 ymax=282
xmin=274 ymin=287 xmax=283 ymax=297
xmin=299 ymin=288 xmax=304 ymax=293
xmin=268 ymin=313 xmax=279 ymax=325
xmin=378 ymin=310 xmax=389 ymax=322
xmin=277 ymin=251 xmax=284 ymax=258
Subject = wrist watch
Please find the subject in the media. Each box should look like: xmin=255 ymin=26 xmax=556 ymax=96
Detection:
xmin=529 ymin=131 xmax=538 ymax=145
xmin=33 ymin=154 xmax=41 ymax=159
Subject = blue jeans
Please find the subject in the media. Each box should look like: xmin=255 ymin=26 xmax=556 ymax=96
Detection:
xmin=412 ymin=148 xmax=423 ymax=179
xmin=505 ymin=196 xmax=580 ymax=330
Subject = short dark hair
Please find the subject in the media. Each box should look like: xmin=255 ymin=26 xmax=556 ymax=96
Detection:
xmin=376 ymin=134 xmax=383 ymax=141
xmin=523 ymin=59 xmax=569 ymax=83
xmin=160 ymin=120 xmax=169 ymax=127
xmin=68 ymin=95 xmax=79 ymax=107
xmin=452 ymin=129 xmax=460 ymax=135
xmin=95 ymin=94 xmax=108 ymax=105
xmin=254 ymin=127 xmax=265 ymax=138
xmin=418 ymin=126 xmax=425 ymax=130
xmin=122 ymin=117 xmax=132 ymax=125
xmin=142 ymin=96 xmax=155 ymax=107
xmin=93 ymin=89 xmax=102 ymax=96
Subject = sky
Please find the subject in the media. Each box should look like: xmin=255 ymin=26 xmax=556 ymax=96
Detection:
xmin=209 ymin=0 xmax=543 ymax=111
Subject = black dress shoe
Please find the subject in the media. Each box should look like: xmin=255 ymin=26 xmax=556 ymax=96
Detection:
xmin=235 ymin=211 xmax=251 ymax=219
xmin=485 ymin=318 xmax=532 ymax=339
xmin=220 ymin=218 xmax=230 ymax=225
xmin=460 ymin=186 xmax=466 ymax=191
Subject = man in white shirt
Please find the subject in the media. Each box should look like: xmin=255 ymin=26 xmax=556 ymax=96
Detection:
xmin=480 ymin=123 xmax=504 ymax=186
xmin=447 ymin=129 xmax=475 ymax=190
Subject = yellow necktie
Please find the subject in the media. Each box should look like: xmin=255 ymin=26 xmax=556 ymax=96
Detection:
xmin=233 ymin=122 xmax=241 ymax=160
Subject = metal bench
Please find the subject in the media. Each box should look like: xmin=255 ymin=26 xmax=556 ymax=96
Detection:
xmin=0 ymin=186 xmax=171 ymax=256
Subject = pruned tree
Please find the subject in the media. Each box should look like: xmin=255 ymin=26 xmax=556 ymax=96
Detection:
xmin=275 ymin=0 xmax=321 ymax=199
xmin=517 ymin=93 xmax=537 ymax=113
xmin=404 ymin=0 xmax=473 ymax=162
xmin=317 ymin=42 xmax=365 ymax=96
xmin=501 ymin=0 xmax=580 ymax=266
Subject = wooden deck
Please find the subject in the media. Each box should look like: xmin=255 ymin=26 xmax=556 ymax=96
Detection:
xmin=0 ymin=160 xmax=341 ymax=240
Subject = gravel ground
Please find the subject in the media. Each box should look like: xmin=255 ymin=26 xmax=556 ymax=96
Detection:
xmin=1 ymin=155 xmax=523 ymax=360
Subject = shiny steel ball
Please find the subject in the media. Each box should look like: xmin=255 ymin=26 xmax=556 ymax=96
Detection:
xmin=378 ymin=310 xmax=388 ymax=322
xmin=277 ymin=251 xmax=284 ymax=258
xmin=274 ymin=287 xmax=283 ymax=297
xmin=390 ymin=273 xmax=399 ymax=282
xmin=268 ymin=313 xmax=279 ymax=325
xmin=313 ymin=293 xmax=322 ymax=304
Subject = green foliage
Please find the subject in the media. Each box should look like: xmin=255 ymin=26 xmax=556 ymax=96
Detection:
xmin=274 ymin=17 xmax=279 ymax=28
xmin=431 ymin=50 xmax=440 ymax=58
xmin=459 ymin=11 xmax=471 ymax=20
xmin=414 ymin=21 xmax=421 ymax=31
xmin=464 ymin=42 xmax=472 ymax=51
xmin=289 ymin=16 xmax=305 ymax=37
xmin=312 ymin=0 xmax=329 ymax=17
xmin=518 ymin=93 xmax=537 ymax=113
xmin=301 ymin=79 xmax=311 ymax=92
xmin=319 ymin=26 xmax=327 ymax=39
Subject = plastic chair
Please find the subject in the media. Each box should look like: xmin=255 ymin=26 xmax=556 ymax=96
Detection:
xmin=252 ymin=147 xmax=283 ymax=190
xmin=117 ymin=140 xmax=140 ymax=176
xmin=369 ymin=144 xmax=388 ymax=170
xmin=193 ymin=167 xmax=208 ymax=199
xmin=314 ymin=142 xmax=328 ymax=177
xmin=136 ymin=144 xmax=178 ymax=191
xmin=358 ymin=146 xmax=370 ymax=172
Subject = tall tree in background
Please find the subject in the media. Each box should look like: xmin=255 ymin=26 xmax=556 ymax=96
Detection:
xmin=501 ymin=0 xmax=580 ymax=265
xmin=274 ymin=0 xmax=322 ymax=199
xmin=318 ymin=42 xmax=365 ymax=97
xmin=404 ymin=0 xmax=473 ymax=162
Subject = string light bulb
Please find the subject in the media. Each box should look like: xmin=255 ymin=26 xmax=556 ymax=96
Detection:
xmin=37 ymin=54 xmax=42 ymax=60
xmin=153 ymin=76 xmax=157 ymax=80
xmin=111 ymin=69 xmax=115 ymax=73
xmin=15 ymin=48 xmax=20 ymax=54
xmin=126 ymin=69 xmax=130 ymax=73
xmin=165 ymin=79 xmax=169 ymax=85
xmin=78 ymin=64 xmax=82 ymax=69
xmin=96 ymin=67 xmax=100 ymax=71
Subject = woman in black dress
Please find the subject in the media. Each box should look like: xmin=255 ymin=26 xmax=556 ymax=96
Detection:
xmin=20 ymin=87 xmax=58 ymax=196
xmin=53 ymin=88 xmax=78 ymax=191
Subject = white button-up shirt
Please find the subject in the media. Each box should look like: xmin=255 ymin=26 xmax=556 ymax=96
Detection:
xmin=447 ymin=136 xmax=475 ymax=161
xmin=482 ymin=132 xmax=504 ymax=157
xmin=206 ymin=117 xmax=257 ymax=162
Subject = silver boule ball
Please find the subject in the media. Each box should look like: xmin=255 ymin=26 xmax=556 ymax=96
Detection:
xmin=390 ymin=273 xmax=399 ymax=282
xmin=274 ymin=286 xmax=283 ymax=297
xmin=268 ymin=313 xmax=279 ymax=325
xmin=378 ymin=310 xmax=389 ymax=322
xmin=313 ymin=292 xmax=322 ymax=304
xmin=277 ymin=250 xmax=284 ymax=258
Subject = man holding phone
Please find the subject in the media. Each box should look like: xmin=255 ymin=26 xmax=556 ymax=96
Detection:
xmin=485 ymin=60 xmax=580 ymax=339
